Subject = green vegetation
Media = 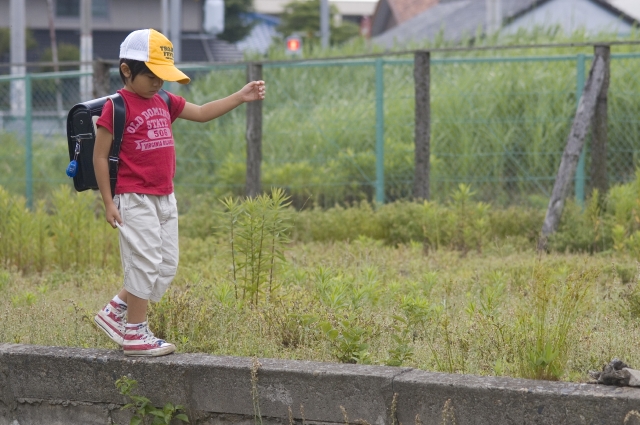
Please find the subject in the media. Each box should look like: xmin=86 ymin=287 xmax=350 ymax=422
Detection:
xmin=116 ymin=376 xmax=190 ymax=425
xmin=0 ymin=28 xmax=37 ymax=58
xmin=39 ymin=43 xmax=80 ymax=72
xmin=2 ymin=28 xmax=640 ymax=384
xmin=276 ymin=0 xmax=361 ymax=47
xmin=172 ymin=28 xmax=640 ymax=206
xmin=2 ymin=29 xmax=640 ymax=207
xmin=217 ymin=0 xmax=255 ymax=43
xmin=3 ymin=174 xmax=640 ymax=382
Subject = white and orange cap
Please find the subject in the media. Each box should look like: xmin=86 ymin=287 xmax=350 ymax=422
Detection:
xmin=119 ymin=29 xmax=190 ymax=84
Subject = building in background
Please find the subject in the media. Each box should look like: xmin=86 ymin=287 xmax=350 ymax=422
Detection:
xmin=370 ymin=0 xmax=438 ymax=37
xmin=0 ymin=0 xmax=381 ymax=66
xmin=234 ymin=0 xmax=379 ymax=54
xmin=0 ymin=0 xmax=243 ymax=68
xmin=503 ymin=0 xmax=637 ymax=36
xmin=595 ymin=0 xmax=640 ymax=21
xmin=254 ymin=0 xmax=376 ymax=23
xmin=235 ymin=12 xmax=281 ymax=54
xmin=371 ymin=0 xmax=638 ymax=49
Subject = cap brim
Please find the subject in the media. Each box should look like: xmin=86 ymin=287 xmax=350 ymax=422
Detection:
xmin=146 ymin=62 xmax=191 ymax=84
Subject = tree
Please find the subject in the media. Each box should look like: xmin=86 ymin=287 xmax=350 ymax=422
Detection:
xmin=0 ymin=28 xmax=38 ymax=59
xmin=217 ymin=0 xmax=256 ymax=43
xmin=40 ymin=43 xmax=79 ymax=71
xmin=277 ymin=0 xmax=360 ymax=46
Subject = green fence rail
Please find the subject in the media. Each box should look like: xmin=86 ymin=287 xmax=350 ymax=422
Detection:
xmin=0 ymin=51 xmax=638 ymax=208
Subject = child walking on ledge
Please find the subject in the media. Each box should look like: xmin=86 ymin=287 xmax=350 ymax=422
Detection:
xmin=93 ymin=28 xmax=266 ymax=357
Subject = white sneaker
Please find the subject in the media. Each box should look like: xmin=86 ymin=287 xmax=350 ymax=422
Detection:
xmin=94 ymin=300 xmax=127 ymax=346
xmin=123 ymin=322 xmax=175 ymax=357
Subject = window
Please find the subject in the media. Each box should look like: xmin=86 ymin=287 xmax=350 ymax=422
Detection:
xmin=56 ymin=0 xmax=109 ymax=18
xmin=91 ymin=0 xmax=109 ymax=18
xmin=56 ymin=0 xmax=79 ymax=17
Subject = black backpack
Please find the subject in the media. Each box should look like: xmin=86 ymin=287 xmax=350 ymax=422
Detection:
xmin=66 ymin=89 xmax=171 ymax=198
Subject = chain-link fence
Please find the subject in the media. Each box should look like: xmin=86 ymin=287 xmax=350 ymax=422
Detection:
xmin=0 ymin=47 xmax=638 ymax=208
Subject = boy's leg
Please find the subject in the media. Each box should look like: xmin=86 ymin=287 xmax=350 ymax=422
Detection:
xmin=94 ymin=193 xmax=156 ymax=347
xmin=150 ymin=193 xmax=179 ymax=302
xmin=121 ymin=291 xmax=147 ymax=323
xmin=123 ymin=291 xmax=174 ymax=357
xmin=118 ymin=193 xmax=163 ymax=301
xmin=118 ymin=193 xmax=176 ymax=356
xmin=105 ymin=289 xmax=173 ymax=356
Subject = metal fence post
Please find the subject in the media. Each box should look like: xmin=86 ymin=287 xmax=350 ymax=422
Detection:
xmin=25 ymin=73 xmax=32 ymax=209
xmin=413 ymin=50 xmax=431 ymax=201
xmin=246 ymin=62 xmax=263 ymax=198
xmin=574 ymin=53 xmax=585 ymax=206
xmin=375 ymin=57 xmax=385 ymax=204
xmin=591 ymin=45 xmax=610 ymax=200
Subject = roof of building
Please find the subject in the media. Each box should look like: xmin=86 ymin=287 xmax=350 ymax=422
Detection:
xmin=235 ymin=13 xmax=281 ymax=55
xmin=371 ymin=0 xmax=639 ymax=49
xmin=371 ymin=0 xmax=438 ymax=36
xmin=390 ymin=0 xmax=440 ymax=24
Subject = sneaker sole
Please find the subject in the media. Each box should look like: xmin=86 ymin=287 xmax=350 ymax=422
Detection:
xmin=123 ymin=345 xmax=176 ymax=357
xmin=94 ymin=316 xmax=124 ymax=347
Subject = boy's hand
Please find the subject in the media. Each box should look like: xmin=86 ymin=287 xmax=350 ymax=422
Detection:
xmin=105 ymin=203 xmax=123 ymax=229
xmin=239 ymin=80 xmax=266 ymax=103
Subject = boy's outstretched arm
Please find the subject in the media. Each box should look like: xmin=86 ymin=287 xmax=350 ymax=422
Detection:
xmin=178 ymin=80 xmax=266 ymax=122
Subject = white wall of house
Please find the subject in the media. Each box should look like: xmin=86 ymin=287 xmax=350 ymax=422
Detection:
xmin=502 ymin=0 xmax=633 ymax=35
xmin=332 ymin=0 xmax=377 ymax=17
xmin=0 ymin=0 xmax=203 ymax=32
xmin=609 ymin=0 xmax=640 ymax=21
xmin=254 ymin=0 xmax=377 ymax=17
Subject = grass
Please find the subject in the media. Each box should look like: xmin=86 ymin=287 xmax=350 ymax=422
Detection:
xmin=4 ymin=173 xmax=640 ymax=381
xmin=2 ymin=231 xmax=640 ymax=382
xmin=2 ymin=28 xmax=640 ymax=383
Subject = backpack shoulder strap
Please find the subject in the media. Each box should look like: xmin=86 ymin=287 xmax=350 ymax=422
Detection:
xmin=158 ymin=89 xmax=172 ymax=111
xmin=108 ymin=93 xmax=126 ymax=198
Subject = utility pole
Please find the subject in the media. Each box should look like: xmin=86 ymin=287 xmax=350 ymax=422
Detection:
xmin=161 ymin=0 xmax=169 ymax=37
xmin=10 ymin=0 xmax=26 ymax=117
xmin=46 ymin=0 xmax=64 ymax=117
xmin=170 ymin=0 xmax=182 ymax=63
xmin=320 ymin=0 xmax=330 ymax=48
xmin=46 ymin=0 xmax=59 ymax=74
xmin=485 ymin=0 xmax=502 ymax=35
xmin=80 ymin=0 xmax=93 ymax=101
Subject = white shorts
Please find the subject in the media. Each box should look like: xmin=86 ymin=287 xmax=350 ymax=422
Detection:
xmin=114 ymin=192 xmax=179 ymax=302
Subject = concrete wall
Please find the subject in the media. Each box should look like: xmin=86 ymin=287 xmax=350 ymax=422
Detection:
xmin=2 ymin=343 xmax=640 ymax=425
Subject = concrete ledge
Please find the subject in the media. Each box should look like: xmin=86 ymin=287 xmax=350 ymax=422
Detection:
xmin=1 ymin=343 xmax=640 ymax=425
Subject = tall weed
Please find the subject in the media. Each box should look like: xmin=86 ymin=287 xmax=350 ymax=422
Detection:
xmin=0 ymin=188 xmax=50 ymax=272
xmin=50 ymin=185 xmax=119 ymax=271
xmin=549 ymin=193 xmax=607 ymax=253
xmin=0 ymin=185 xmax=119 ymax=274
xmin=217 ymin=188 xmax=293 ymax=305
xmin=514 ymin=266 xmax=592 ymax=380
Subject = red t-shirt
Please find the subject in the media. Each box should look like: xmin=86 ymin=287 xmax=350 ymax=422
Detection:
xmin=96 ymin=89 xmax=186 ymax=195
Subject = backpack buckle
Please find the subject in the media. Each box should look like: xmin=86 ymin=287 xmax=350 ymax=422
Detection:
xmin=73 ymin=133 xmax=93 ymax=141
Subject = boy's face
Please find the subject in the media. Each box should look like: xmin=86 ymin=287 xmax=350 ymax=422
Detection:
xmin=121 ymin=64 xmax=164 ymax=99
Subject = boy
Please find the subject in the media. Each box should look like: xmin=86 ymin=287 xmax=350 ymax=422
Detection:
xmin=93 ymin=28 xmax=265 ymax=356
